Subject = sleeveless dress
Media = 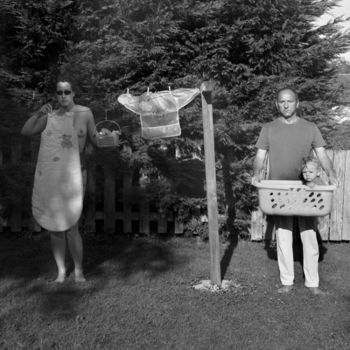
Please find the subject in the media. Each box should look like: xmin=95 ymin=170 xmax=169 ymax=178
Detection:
xmin=32 ymin=110 xmax=83 ymax=231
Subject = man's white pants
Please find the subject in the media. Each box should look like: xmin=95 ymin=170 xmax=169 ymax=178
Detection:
xmin=275 ymin=216 xmax=319 ymax=287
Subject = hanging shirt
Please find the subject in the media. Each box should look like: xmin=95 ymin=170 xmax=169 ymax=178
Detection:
xmin=32 ymin=110 xmax=83 ymax=231
xmin=118 ymin=88 xmax=200 ymax=139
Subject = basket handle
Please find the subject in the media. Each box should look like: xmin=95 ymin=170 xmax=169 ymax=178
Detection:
xmin=95 ymin=119 xmax=121 ymax=133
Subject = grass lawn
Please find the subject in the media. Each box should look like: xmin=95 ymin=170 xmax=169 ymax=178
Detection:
xmin=0 ymin=233 xmax=350 ymax=350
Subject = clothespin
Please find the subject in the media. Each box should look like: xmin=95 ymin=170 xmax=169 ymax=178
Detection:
xmin=168 ymin=85 xmax=173 ymax=95
xmin=147 ymin=87 xmax=150 ymax=95
xmin=127 ymin=88 xmax=130 ymax=95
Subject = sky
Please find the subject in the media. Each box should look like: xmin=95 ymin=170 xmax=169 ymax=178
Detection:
xmin=315 ymin=0 xmax=350 ymax=61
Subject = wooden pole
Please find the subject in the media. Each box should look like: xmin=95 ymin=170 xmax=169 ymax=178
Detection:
xmin=201 ymin=81 xmax=221 ymax=286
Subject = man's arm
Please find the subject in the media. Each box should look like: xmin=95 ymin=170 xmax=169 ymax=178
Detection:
xmin=252 ymin=148 xmax=268 ymax=185
xmin=314 ymin=147 xmax=338 ymax=186
xmin=21 ymin=104 xmax=51 ymax=136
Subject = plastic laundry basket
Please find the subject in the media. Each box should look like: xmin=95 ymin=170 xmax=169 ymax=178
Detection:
xmin=95 ymin=120 xmax=121 ymax=148
xmin=254 ymin=180 xmax=336 ymax=216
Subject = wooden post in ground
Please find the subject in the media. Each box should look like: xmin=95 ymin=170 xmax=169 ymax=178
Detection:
xmin=201 ymin=81 xmax=221 ymax=286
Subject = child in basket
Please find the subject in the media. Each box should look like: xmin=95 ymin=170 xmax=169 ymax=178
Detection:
xmin=299 ymin=156 xmax=327 ymax=295
xmin=301 ymin=156 xmax=326 ymax=187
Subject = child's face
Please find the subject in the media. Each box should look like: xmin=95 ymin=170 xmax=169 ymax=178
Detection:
xmin=302 ymin=163 xmax=319 ymax=182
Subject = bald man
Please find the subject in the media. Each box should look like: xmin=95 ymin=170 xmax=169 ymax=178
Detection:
xmin=252 ymin=87 xmax=337 ymax=295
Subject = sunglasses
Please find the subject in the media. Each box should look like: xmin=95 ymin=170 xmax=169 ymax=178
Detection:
xmin=56 ymin=90 xmax=72 ymax=96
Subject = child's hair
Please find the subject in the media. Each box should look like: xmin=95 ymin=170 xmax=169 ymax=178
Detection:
xmin=302 ymin=156 xmax=321 ymax=170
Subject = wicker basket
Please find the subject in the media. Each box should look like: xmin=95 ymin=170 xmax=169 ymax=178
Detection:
xmin=95 ymin=120 xmax=121 ymax=148
xmin=254 ymin=180 xmax=336 ymax=216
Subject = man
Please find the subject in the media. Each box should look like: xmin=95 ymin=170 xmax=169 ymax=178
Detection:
xmin=252 ymin=87 xmax=337 ymax=295
xmin=22 ymin=79 xmax=96 ymax=283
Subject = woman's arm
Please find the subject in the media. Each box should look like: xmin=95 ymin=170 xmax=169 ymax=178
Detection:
xmin=21 ymin=104 xmax=51 ymax=136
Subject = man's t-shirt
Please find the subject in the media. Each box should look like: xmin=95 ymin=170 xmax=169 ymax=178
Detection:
xmin=255 ymin=118 xmax=326 ymax=180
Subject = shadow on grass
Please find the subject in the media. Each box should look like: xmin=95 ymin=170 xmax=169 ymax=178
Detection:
xmin=84 ymin=235 xmax=183 ymax=279
xmin=0 ymin=233 xmax=53 ymax=281
xmin=220 ymin=204 xmax=239 ymax=280
xmin=0 ymin=233 xmax=187 ymax=322
xmin=29 ymin=283 xmax=99 ymax=320
xmin=0 ymin=233 xmax=183 ymax=281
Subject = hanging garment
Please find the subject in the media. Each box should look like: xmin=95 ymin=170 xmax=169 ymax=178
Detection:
xmin=117 ymin=88 xmax=200 ymax=139
xmin=32 ymin=110 xmax=83 ymax=231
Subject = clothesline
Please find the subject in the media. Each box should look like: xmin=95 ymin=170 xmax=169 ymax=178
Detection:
xmin=29 ymin=90 xmax=195 ymax=104
xmin=27 ymin=91 xmax=202 ymax=114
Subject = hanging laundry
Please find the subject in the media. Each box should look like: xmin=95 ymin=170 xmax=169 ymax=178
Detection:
xmin=117 ymin=88 xmax=200 ymax=139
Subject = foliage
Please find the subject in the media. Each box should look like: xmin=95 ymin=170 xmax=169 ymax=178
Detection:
xmin=0 ymin=162 xmax=35 ymax=219
xmin=1 ymin=0 xmax=350 ymax=237
xmin=0 ymin=0 xmax=78 ymax=117
xmin=59 ymin=0 xmax=350 ymax=237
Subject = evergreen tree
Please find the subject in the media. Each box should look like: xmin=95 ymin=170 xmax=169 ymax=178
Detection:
xmin=2 ymin=0 xmax=349 ymax=236
xmin=60 ymin=0 xmax=349 ymax=236
xmin=0 ymin=0 xmax=78 ymax=125
xmin=0 ymin=0 xmax=79 ymax=221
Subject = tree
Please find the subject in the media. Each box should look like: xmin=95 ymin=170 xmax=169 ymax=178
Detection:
xmin=2 ymin=0 xmax=350 ymax=237
xmin=0 ymin=0 xmax=79 ymax=223
xmin=57 ymin=0 xmax=350 ymax=237
xmin=0 ymin=0 xmax=78 ymax=127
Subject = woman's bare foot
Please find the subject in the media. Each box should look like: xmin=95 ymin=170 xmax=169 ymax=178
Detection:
xmin=54 ymin=270 xmax=66 ymax=283
xmin=74 ymin=270 xmax=86 ymax=283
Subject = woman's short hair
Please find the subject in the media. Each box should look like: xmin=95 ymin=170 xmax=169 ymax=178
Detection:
xmin=56 ymin=77 xmax=75 ymax=92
